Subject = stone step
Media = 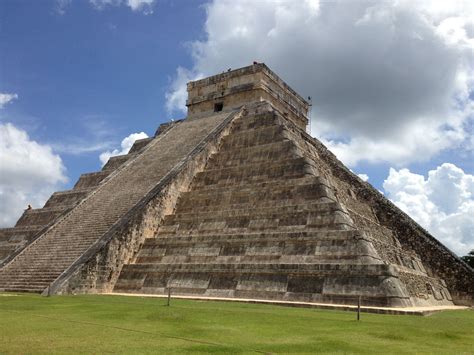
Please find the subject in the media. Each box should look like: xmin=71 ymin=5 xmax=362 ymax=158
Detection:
xmin=11 ymin=256 xmax=80 ymax=263
xmin=230 ymin=112 xmax=277 ymax=132
xmin=135 ymin=254 xmax=379 ymax=265
xmin=0 ymin=226 xmax=45 ymax=264
xmin=129 ymin=137 xmax=153 ymax=154
xmin=0 ymin=279 xmax=53 ymax=285
xmin=157 ymin=221 xmax=355 ymax=237
xmin=0 ymin=266 xmax=63 ymax=272
xmin=0 ymin=226 xmax=43 ymax=243
xmin=206 ymin=140 xmax=297 ymax=168
xmin=0 ymin=271 xmax=58 ymax=276
xmin=9 ymin=263 xmax=80 ymax=270
xmin=163 ymin=205 xmax=345 ymax=230
xmin=13 ymin=248 xmax=92 ymax=258
xmin=148 ymin=229 xmax=361 ymax=243
xmin=220 ymin=124 xmax=285 ymax=149
xmin=177 ymin=177 xmax=335 ymax=214
xmin=1 ymin=284 xmax=47 ymax=289
xmin=159 ymin=203 xmax=353 ymax=234
xmin=0 ymin=277 xmax=58 ymax=283
xmin=73 ymin=171 xmax=111 ymax=189
xmin=1 ymin=287 xmax=45 ymax=293
xmin=1 ymin=285 xmax=50 ymax=291
xmin=136 ymin=229 xmax=378 ymax=264
xmin=14 ymin=207 xmax=68 ymax=228
xmin=102 ymin=153 xmax=136 ymax=171
xmin=121 ymin=262 xmax=394 ymax=276
xmin=114 ymin=262 xmax=407 ymax=307
xmin=43 ymin=188 xmax=94 ymax=208
xmin=191 ymin=157 xmax=311 ymax=187
xmin=170 ymin=201 xmax=343 ymax=221
xmin=10 ymin=253 xmax=81 ymax=270
xmin=186 ymin=174 xmax=322 ymax=194
xmin=1 ymin=277 xmax=61 ymax=284
xmin=0 ymin=269 xmax=63 ymax=275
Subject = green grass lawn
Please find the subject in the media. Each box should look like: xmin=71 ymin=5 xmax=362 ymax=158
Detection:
xmin=0 ymin=293 xmax=472 ymax=354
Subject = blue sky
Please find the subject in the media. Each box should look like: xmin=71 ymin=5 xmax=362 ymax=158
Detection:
xmin=1 ymin=0 xmax=205 ymax=180
xmin=0 ymin=0 xmax=473 ymax=255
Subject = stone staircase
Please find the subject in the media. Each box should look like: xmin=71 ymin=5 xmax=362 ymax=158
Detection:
xmin=0 ymin=137 xmax=152 ymax=267
xmin=115 ymin=110 xmax=412 ymax=307
xmin=0 ymin=111 xmax=235 ymax=293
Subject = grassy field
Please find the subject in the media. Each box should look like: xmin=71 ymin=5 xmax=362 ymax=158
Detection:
xmin=0 ymin=293 xmax=472 ymax=354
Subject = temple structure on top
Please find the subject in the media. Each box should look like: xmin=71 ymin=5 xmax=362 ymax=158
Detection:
xmin=186 ymin=64 xmax=309 ymax=130
xmin=0 ymin=63 xmax=472 ymax=311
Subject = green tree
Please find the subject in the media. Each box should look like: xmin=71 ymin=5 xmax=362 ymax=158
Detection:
xmin=460 ymin=250 xmax=474 ymax=268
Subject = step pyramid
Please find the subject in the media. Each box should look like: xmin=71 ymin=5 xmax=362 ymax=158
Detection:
xmin=0 ymin=63 xmax=472 ymax=308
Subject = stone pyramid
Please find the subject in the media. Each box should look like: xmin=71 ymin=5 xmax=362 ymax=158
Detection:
xmin=0 ymin=64 xmax=472 ymax=309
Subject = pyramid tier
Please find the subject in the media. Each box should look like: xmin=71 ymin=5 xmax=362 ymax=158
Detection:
xmin=136 ymin=229 xmax=381 ymax=265
xmin=73 ymin=171 xmax=112 ymax=189
xmin=102 ymin=153 xmax=136 ymax=171
xmin=115 ymin=262 xmax=410 ymax=307
xmin=0 ymin=226 xmax=43 ymax=264
xmin=15 ymin=206 xmax=69 ymax=228
xmin=160 ymin=201 xmax=355 ymax=235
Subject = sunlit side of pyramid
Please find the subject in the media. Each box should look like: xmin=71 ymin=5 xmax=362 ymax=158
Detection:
xmin=0 ymin=64 xmax=472 ymax=308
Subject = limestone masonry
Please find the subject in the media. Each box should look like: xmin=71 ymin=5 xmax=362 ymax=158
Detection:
xmin=0 ymin=63 xmax=472 ymax=308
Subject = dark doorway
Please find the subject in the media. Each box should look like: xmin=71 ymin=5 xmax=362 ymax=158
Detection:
xmin=214 ymin=102 xmax=224 ymax=112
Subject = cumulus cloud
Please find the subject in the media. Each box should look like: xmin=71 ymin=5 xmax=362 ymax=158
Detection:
xmin=383 ymin=163 xmax=474 ymax=255
xmin=89 ymin=0 xmax=155 ymax=14
xmin=357 ymin=173 xmax=369 ymax=182
xmin=99 ymin=132 xmax=148 ymax=166
xmin=165 ymin=67 xmax=202 ymax=115
xmin=0 ymin=93 xmax=18 ymax=109
xmin=166 ymin=0 xmax=473 ymax=167
xmin=0 ymin=123 xmax=67 ymax=227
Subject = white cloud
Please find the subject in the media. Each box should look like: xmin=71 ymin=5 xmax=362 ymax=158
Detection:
xmin=127 ymin=0 xmax=154 ymax=14
xmin=54 ymin=0 xmax=71 ymax=15
xmin=0 ymin=93 xmax=18 ymax=109
xmin=0 ymin=123 xmax=67 ymax=227
xmin=357 ymin=173 xmax=369 ymax=182
xmin=165 ymin=67 xmax=203 ymax=115
xmin=166 ymin=0 xmax=473 ymax=167
xmin=89 ymin=0 xmax=121 ymax=10
xmin=89 ymin=0 xmax=155 ymax=14
xmin=383 ymin=163 xmax=474 ymax=255
xmin=99 ymin=131 xmax=148 ymax=166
